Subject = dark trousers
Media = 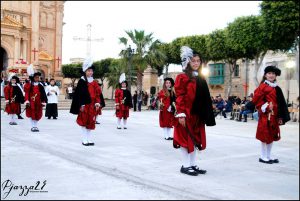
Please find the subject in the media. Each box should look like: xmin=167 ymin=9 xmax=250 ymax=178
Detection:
xmin=133 ymin=102 xmax=137 ymax=111
xmin=45 ymin=103 xmax=58 ymax=118
xmin=138 ymin=101 xmax=142 ymax=111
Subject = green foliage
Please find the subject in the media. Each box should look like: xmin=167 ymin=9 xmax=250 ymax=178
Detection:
xmin=61 ymin=63 xmax=82 ymax=79
xmin=260 ymin=0 xmax=300 ymax=51
xmin=226 ymin=15 xmax=266 ymax=59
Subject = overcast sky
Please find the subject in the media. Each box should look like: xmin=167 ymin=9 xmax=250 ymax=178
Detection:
xmin=62 ymin=1 xmax=261 ymax=71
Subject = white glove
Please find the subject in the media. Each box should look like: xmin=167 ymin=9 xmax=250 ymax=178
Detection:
xmin=42 ymin=103 xmax=47 ymax=106
xmin=95 ymin=103 xmax=101 ymax=107
xmin=5 ymin=100 xmax=9 ymax=103
xmin=167 ymin=105 xmax=172 ymax=112
xmin=25 ymin=100 xmax=30 ymax=105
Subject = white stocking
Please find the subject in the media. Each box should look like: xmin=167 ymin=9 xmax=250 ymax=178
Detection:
xmin=180 ymin=147 xmax=190 ymax=168
xmin=117 ymin=118 xmax=121 ymax=128
xmin=81 ymin=127 xmax=88 ymax=143
xmin=261 ymin=142 xmax=268 ymax=160
xmin=189 ymin=150 xmax=197 ymax=166
xmin=86 ymin=129 xmax=92 ymax=143
xmin=33 ymin=120 xmax=38 ymax=128
xmin=163 ymin=128 xmax=168 ymax=139
xmin=123 ymin=119 xmax=127 ymax=128
xmin=29 ymin=118 xmax=34 ymax=127
xmin=167 ymin=128 xmax=172 ymax=138
xmin=266 ymin=143 xmax=273 ymax=160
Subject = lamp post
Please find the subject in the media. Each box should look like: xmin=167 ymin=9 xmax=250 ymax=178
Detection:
xmin=127 ymin=45 xmax=134 ymax=93
xmin=286 ymin=60 xmax=295 ymax=105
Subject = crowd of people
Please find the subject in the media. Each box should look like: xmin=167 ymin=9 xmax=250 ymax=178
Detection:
xmin=212 ymin=95 xmax=257 ymax=122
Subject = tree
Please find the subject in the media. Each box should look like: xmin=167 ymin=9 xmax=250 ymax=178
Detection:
xmin=61 ymin=63 xmax=82 ymax=87
xmin=260 ymin=0 xmax=299 ymax=51
xmin=260 ymin=0 xmax=300 ymax=85
xmin=119 ymin=29 xmax=166 ymax=92
xmin=93 ymin=58 xmax=112 ymax=89
xmin=145 ymin=39 xmax=167 ymax=77
xmin=106 ymin=59 xmax=125 ymax=99
xmin=207 ymin=29 xmax=244 ymax=97
xmin=227 ymin=15 xmax=268 ymax=87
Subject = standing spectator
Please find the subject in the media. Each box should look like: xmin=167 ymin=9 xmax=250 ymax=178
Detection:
xmin=45 ymin=79 xmax=59 ymax=119
xmin=67 ymin=85 xmax=73 ymax=99
xmin=137 ymin=91 xmax=143 ymax=112
xmin=143 ymin=91 xmax=149 ymax=106
xmin=133 ymin=90 xmax=138 ymax=111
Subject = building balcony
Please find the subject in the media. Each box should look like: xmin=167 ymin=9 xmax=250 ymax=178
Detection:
xmin=208 ymin=76 xmax=224 ymax=85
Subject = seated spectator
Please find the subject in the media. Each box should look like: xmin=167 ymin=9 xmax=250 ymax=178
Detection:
xmin=222 ymin=97 xmax=233 ymax=118
xmin=236 ymin=96 xmax=255 ymax=122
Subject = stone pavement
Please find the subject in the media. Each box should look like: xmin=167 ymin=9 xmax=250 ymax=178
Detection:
xmin=1 ymin=110 xmax=299 ymax=200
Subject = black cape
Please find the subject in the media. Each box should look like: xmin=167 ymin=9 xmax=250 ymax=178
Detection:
xmin=10 ymin=85 xmax=25 ymax=104
xmin=191 ymin=76 xmax=216 ymax=126
xmin=70 ymin=78 xmax=91 ymax=115
xmin=100 ymin=93 xmax=106 ymax=108
xmin=122 ymin=89 xmax=133 ymax=108
xmin=275 ymin=86 xmax=290 ymax=124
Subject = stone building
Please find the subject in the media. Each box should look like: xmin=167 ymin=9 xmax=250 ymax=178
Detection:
xmin=1 ymin=1 xmax=64 ymax=89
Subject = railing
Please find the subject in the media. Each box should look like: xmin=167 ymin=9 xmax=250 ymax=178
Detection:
xmin=208 ymin=76 xmax=224 ymax=85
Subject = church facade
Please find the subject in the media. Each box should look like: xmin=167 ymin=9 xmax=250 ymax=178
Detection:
xmin=1 ymin=1 xmax=64 ymax=86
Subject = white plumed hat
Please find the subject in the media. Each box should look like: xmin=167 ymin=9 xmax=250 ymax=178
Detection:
xmin=27 ymin=64 xmax=34 ymax=76
xmin=180 ymin=46 xmax=193 ymax=70
xmin=119 ymin=73 xmax=126 ymax=84
xmin=82 ymin=57 xmax=94 ymax=72
xmin=7 ymin=73 xmax=16 ymax=82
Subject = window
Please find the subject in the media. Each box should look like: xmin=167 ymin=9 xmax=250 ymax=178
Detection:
xmin=234 ymin=65 xmax=239 ymax=77
xmin=208 ymin=63 xmax=225 ymax=85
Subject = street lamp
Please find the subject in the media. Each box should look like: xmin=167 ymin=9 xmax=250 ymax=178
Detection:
xmin=201 ymin=66 xmax=209 ymax=77
xmin=127 ymin=45 xmax=135 ymax=93
xmin=285 ymin=59 xmax=295 ymax=105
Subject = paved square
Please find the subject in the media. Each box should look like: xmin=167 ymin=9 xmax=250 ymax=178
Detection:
xmin=1 ymin=110 xmax=299 ymax=200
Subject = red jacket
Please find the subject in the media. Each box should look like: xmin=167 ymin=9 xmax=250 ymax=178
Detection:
xmin=158 ymin=89 xmax=175 ymax=128
xmin=252 ymin=82 xmax=280 ymax=143
xmin=173 ymin=74 xmax=206 ymax=153
xmin=115 ymin=88 xmax=131 ymax=118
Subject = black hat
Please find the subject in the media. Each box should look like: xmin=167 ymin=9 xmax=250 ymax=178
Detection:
xmin=264 ymin=66 xmax=281 ymax=76
xmin=11 ymin=76 xmax=18 ymax=81
xmin=164 ymin=77 xmax=175 ymax=87
xmin=33 ymin=72 xmax=42 ymax=77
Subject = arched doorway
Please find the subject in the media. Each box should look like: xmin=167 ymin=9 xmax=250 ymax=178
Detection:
xmin=1 ymin=46 xmax=8 ymax=73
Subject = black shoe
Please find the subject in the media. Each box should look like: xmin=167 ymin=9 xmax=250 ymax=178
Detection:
xmin=270 ymin=159 xmax=279 ymax=163
xmin=12 ymin=122 xmax=18 ymax=125
xmin=18 ymin=115 xmax=24 ymax=119
xmin=47 ymin=117 xmax=51 ymax=119
xmin=117 ymin=127 xmax=121 ymax=129
xmin=9 ymin=122 xmax=13 ymax=125
xmin=191 ymin=166 xmax=207 ymax=174
xmin=180 ymin=166 xmax=198 ymax=176
xmin=53 ymin=117 xmax=57 ymax=120
xmin=34 ymin=127 xmax=39 ymax=132
xmin=259 ymin=158 xmax=273 ymax=164
xmin=82 ymin=142 xmax=89 ymax=146
xmin=167 ymin=137 xmax=173 ymax=140
xmin=88 ymin=142 xmax=95 ymax=146
xmin=123 ymin=127 xmax=127 ymax=129
xmin=95 ymin=121 xmax=100 ymax=124
xmin=164 ymin=138 xmax=168 ymax=140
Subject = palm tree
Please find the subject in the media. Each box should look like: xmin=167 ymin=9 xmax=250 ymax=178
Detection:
xmin=106 ymin=59 xmax=124 ymax=99
xmin=119 ymin=29 xmax=166 ymax=92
